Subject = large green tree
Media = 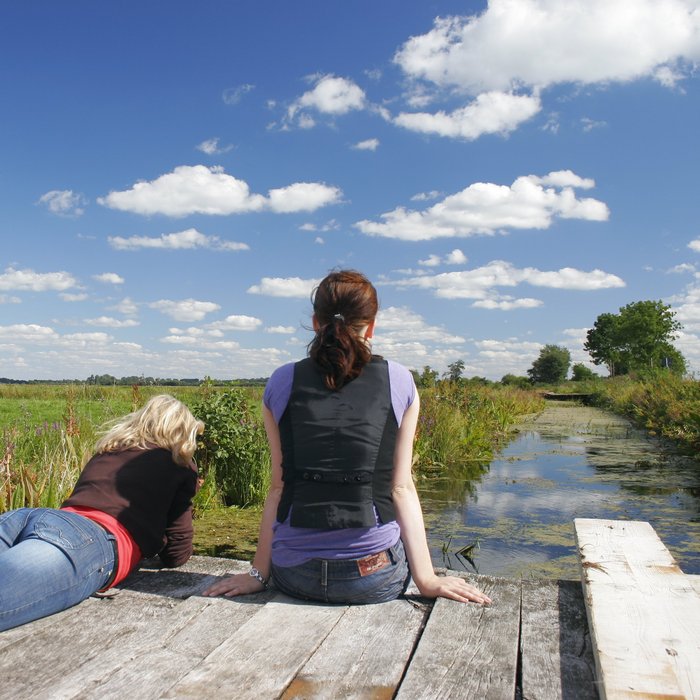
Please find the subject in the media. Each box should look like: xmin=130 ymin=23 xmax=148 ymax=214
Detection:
xmin=527 ymin=345 xmax=571 ymax=384
xmin=584 ymin=300 xmax=684 ymax=376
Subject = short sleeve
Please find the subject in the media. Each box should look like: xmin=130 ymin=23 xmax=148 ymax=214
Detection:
xmin=263 ymin=362 xmax=296 ymax=423
xmin=387 ymin=360 xmax=416 ymax=427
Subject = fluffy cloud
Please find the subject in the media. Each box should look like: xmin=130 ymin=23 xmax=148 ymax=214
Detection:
xmin=265 ymin=326 xmax=297 ymax=334
xmin=355 ymin=171 xmax=609 ymax=240
xmin=207 ymin=315 xmax=263 ymax=332
xmin=376 ymin=306 xmax=465 ymax=344
xmin=149 ymin=299 xmax=221 ymax=322
xmin=84 ymin=317 xmax=140 ymax=328
xmin=288 ymin=75 xmax=366 ymax=126
xmin=247 ymin=276 xmax=320 ymax=298
xmin=688 ymin=238 xmax=700 ymax=253
xmin=393 ymin=91 xmax=541 ymax=139
xmin=196 ymin=137 xmax=234 ymax=155
xmin=267 ymin=183 xmax=342 ymax=213
xmin=93 ymin=273 xmax=124 ymax=285
xmin=109 ymin=228 xmax=249 ymax=252
xmin=98 ymin=165 xmax=341 ymax=217
xmin=0 ymin=267 xmax=77 ymax=292
xmin=390 ymin=260 xmax=624 ymax=302
xmin=352 ymin=138 xmax=380 ymax=151
xmin=393 ymin=1 xmax=700 ymax=94
xmin=37 ymin=190 xmax=86 ymax=216
xmin=419 ymin=249 xmax=467 ymax=267
xmin=222 ymin=84 xmax=255 ymax=105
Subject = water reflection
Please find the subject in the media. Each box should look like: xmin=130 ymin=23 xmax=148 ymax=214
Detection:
xmin=420 ymin=402 xmax=700 ymax=579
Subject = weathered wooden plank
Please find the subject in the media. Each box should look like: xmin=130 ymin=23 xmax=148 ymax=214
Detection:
xmin=575 ymin=518 xmax=700 ymax=700
xmin=0 ymin=590 xmax=189 ymax=700
xmin=281 ymin=597 xmax=429 ymax=699
xmin=689 ymin=574 xmax=700 ymax=597
xmin=163 ymin=595 xmax=349 ymax=699
xmin=521 ymin=578 xmax=598 ymax=700
xmin=0 ymin=557 xmax=269 ymax=700
xmin=395 ymin=576 xmax=521 ymax=699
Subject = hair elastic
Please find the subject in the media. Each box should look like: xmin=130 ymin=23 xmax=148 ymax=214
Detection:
xmin=333 ymin=313 xmax=345 ymax=322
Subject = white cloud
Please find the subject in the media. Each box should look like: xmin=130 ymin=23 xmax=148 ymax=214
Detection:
xmin=419 ymin=249 xmax=468 ymax=267
xmin=390 ymin=260 xmax=624 ymax=301
xmin=61 ymin=292 xmax=88 ymax=302
xmin=247 ymin=276 xmax=320 ymax=298
xmin=207 ymin=315 xmax=263 ymax=332
xmin=688 ymin=238 xmax=700 ymax=253
xmin=222 ymin=84 xmax=255 ymax=105
xmin=84 ymin=316 xmax=140 ymax=328
xmin=355 ymin=170 xmax=609 ymax=240
xmin=109 ymin=297 xmax=139 ymax=315
xmin=393 ymin=1 xmax=700 ymax=94
xmin=393 ymin=91 xmax=541 ymax=140
xmin=445 ymin=249 xmax=467 ymax=265
xmin=98 ymin=166 xmax=341 ymax=217
xmin=352 ymin=138 xmax=380 ymax=151
xmin=376 ymin=306 xmax=465 ymax=345
xmin=196 ymin=137 xmax=234 ymax=155
xmin=0 ymin=323 xmax=59 ymax=342
xmin=93 ymin=273 xmax=124 ymax=285
xmin=289 ymin=75 xmax=366 ymax=122
xmin=37 ymin=189 xmax=86 ymax=216
xmin=265 ymin=325 xmax=297 ymax=334
xmin=0 ymin=295 xmax=21 ymax=304
xmin=411 ymin=190 xmax=443 ymax=202
xmin=0 ymin=267 xmax=77 ymax=292
xmin=668 ymin=263 xmax=696 ymax=274
xmin=472 ymin=296 xmax=543 ymax=310
xmin=149 ymin=299 xmax=221 ymax=322
xmin=108 ymin=228 xmax=249 ymax=252
xmin=267 ymin=183 xmax=342 ymax=213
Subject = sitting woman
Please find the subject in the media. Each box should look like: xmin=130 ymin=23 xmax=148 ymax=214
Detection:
xmin=205 ymin=269 xmax=490 ymax=606
xmin=0 ymin=394 xmax=204 ymax=631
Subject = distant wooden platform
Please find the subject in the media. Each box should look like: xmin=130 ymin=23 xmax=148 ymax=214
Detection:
xmin=0 ymin=557 xmax=597 ymax=699
xmin=575 ymin=518 xmax=700 ymax=700
xmin=543 ymin=392 xmax=594 ymax=404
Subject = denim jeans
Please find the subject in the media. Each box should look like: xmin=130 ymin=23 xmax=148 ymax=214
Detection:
xmin=271 ymin=539 xmax=410 ymax=604
xmin=0 ymin=508 xmax=116 ymax=632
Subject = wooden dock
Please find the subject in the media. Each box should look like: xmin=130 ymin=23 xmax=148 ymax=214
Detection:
xmin=1 ymin=519 xmax=697 ymax=699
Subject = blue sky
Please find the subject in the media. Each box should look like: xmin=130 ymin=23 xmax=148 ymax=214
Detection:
xmin=2 ymin=0 xmax=700 ymax=381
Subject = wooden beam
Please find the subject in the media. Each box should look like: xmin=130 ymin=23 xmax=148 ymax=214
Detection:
xmin=575 ymin=518 xmax=700 ymax=699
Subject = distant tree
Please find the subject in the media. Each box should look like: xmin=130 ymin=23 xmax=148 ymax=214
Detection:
xmin=584 ymin=300 xmax=683 ymax=376
xmin=527 ymin=345 xmax=571 ymax=384
xmin=571 ymin=363 xmax=596 ymax=381
xmin=501 ymin=373 xmax=531 ymax=389
xmin=418 ymin=365 xmax=439 ymax=388
xmin=445 ymin=359 xmax=465 ymax=382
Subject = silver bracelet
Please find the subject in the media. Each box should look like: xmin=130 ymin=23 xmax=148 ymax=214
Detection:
xmin=248 ymin=567 xmax=269 ymax=588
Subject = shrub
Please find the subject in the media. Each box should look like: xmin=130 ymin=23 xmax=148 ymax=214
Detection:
xmin=191 ymin=389 xmax=270 ymax=507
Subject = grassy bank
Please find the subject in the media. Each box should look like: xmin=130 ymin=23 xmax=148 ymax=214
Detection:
xmin=1 ymin=381 xmax=543 ymax=514
xmin=557 ymin=372 xmax=700 ymax=455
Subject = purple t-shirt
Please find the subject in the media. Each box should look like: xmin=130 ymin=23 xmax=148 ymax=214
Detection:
xmin=264 ymin=359 xmax=416 ymax=567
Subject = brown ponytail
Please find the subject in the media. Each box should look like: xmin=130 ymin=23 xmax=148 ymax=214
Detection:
xmin=308 ymin=270 xmax=378 ymax=390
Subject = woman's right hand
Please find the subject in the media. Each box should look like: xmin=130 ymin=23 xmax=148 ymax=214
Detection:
xmin=202 ymin=572 xmax=266 ymax=598
xmin=417 ymin=573 xmax=492 ymax=605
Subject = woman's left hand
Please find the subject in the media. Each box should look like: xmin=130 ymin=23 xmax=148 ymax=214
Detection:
xmin=418 ymin=574 xmax=492 ymax=605
xmin=202 ymin=572 xmax=266 ymax=598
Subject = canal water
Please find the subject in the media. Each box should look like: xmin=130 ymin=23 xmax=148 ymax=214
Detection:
xmin=419 ymin=401 xmax=700 ymax=580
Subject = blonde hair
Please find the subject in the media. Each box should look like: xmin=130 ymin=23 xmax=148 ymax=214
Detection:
xmin=94 ymin=394 xmax=204 ymax=466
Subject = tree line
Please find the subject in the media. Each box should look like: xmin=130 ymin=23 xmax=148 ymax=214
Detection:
xmin=413 ymin=299 xmax=686 ymax=387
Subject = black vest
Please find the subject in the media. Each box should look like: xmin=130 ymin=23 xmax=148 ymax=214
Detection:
xmin=276 ymin=357 xmax=398 ymax=529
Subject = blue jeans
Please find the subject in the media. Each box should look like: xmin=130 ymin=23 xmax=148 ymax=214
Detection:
xmin=0 ymin=508 xmax=116 ymax=632
xmin=271 ymin=539 xmax=410 ymax=604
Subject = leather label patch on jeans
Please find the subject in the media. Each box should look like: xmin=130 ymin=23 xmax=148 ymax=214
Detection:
xmin=357 ymin=551 xmax=390 ymax=577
